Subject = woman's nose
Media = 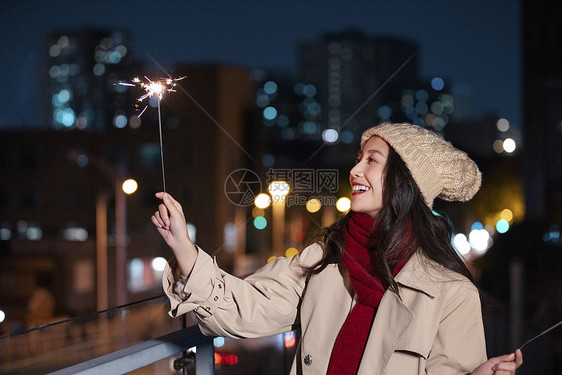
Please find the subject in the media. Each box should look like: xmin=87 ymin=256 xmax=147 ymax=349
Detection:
xmin=350 ymin=163 xmax=363 ymax=178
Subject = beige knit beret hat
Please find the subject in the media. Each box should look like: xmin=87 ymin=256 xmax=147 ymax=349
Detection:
xmin=361 ymin=122 xmax=481 ymax=207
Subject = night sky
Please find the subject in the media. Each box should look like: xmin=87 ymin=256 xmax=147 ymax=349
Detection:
xmin=0 ymin=0 xmax=521 ymax=129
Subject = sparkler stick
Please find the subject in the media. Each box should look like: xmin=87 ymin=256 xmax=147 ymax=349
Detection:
xmin=118 ymin=75 xmax=186 ymax=193
xmin=519 ymin=320 xmax=562 ymax=350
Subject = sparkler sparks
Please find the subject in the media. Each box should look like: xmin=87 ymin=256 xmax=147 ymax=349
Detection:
xmin=119 ymin=76 xmax=186 ymax=116
xmin=118 ymin=75 xmax=186 ymax=193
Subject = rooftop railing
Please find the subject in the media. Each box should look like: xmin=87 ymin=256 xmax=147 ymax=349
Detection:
xmin=0 ymin=295 xmax=214 ymax=374
xmin=1 ymin=292 xmax=514 ymax=374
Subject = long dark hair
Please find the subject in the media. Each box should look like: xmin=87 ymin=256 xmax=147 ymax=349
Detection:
xmin=308 ymin=145 xmax=473 ymax=293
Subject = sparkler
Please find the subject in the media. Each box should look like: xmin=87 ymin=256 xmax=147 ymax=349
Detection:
xmin=119 ymin=75 xmax=186 ymax=193
xmin=519 ymin=320 xmax=562 ymax=350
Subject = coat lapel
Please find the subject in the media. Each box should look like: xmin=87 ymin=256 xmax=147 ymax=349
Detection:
xmin=358 ymin=290 xmax=413 ymax=375
xmin=357 ymin=251 xmax=440 ymax=375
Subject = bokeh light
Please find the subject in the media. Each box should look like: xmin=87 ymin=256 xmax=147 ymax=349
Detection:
xmin=303 ymin=84 xmax=317 ymax=97
xmin=214 ymin=337 xmax=225 ymax=348
xmin=252 ymin=207 xmax=265 ymax=218
xmin=416 ymin=89 xmax=428 ymax=102
xmin=469 ymin=229 xmax=491 ymax=254
xmin=497 ymin=118 xmax=510 ymax=132
xmin=285 ymin=247 xmax=299 ymax=258
xmin=471 ymin=221 xmax=484 ymax=231
xmin=255 ymin=193 xmax=271 ymax=209
xmin=322 ymin=129 xmax=339 ymax=143
xmin=306 ymin=198 xmax=322 ymax=213
xmin=284 ymin=331 xmax=296 ymax=348
xmin=496 ymin=219 xmax=510 ymax=234
xmin=113 ymin=114 xmax=127 ymax=128
xmin=151 ymin=257 xmax=167 ymax=272
xmin=268 ymin=181 xmax=290 ymax=201
xmin=500 ymin=208 xmax=513 ymax=222
xmin=0 ymin=227 xmax=11 ymax=241
xmin=431 ymin=77 xmax=445 ymax=91
xmin=122 ymin=179 xmax=138 ymax=194
xmin=254 ymin=216 xmax=267 ymax=230
xmin=493 ymin=139 xmax=504 ymax=153
xmin=129 ymin=115 xmax=141 ymax=129
xmin=263 ymin=81 xmax=278 ymax=94
xmin=503 ymin=138 xmax=516 ymax=153
xmin=453 ymin=233 xmax=471 ymax=255
xmin=263 ymin=106 xmax=277 ymax=120
xmin=341 ymin=130 xmax=354 ymax=144
xmin=187 ymin=223 xmax=197 ymax=242
xmin=336 ymin=197 xmax=351 ymax=212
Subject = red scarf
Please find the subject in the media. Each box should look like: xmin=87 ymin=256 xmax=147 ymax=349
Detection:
xmin=326 ymin=213 xmax=411 ymax=375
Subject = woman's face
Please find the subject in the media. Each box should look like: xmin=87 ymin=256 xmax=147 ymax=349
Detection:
xmin=349 ymin=136 xmax=389 ymax=219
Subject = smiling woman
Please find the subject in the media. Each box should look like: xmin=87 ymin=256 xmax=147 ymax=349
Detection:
xmin=152 ymin=122 xmax=523 ymax=375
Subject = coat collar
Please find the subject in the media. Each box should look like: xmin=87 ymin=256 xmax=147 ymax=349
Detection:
xmin=394 ymin=249 xmax=446 ymax=298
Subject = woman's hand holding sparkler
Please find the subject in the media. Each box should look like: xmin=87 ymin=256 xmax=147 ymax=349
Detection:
xmin=152 ymin=192 xmax=198 ymax=277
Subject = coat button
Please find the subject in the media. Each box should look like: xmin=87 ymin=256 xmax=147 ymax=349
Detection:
xmin=214 ymin=296 xmax=219 ymax=301
xmin=304 ymin=354 xmax=312 ymax=366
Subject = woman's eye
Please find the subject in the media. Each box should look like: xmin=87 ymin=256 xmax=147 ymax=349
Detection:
xmin=355 ymin=157 xmax=361 ymax=164
xmin=368 ymin=157 xmax=376 ymax=163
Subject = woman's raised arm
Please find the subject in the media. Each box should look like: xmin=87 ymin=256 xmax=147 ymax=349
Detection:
xmin=151 ymin=192 xmax=198 ymax=277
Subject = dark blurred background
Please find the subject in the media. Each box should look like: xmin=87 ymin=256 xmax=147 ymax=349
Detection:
xmin=0 ymin=0 xmax=560 ymax=373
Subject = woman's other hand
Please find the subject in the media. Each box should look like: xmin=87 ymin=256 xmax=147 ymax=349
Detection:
xmin=471 ymin=349 xmax=523 ymax=375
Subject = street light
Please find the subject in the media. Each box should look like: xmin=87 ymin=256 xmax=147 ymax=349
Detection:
xmin=254 ymin=193 xmax=271 ymax=209
xmin=268 ymin=181 xmax=290 ymax=256
xmin=122 ymin=179 xmax=138 ymax=195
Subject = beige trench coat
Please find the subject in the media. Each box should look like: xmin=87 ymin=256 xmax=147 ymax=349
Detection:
xmin=163 ymin=243 xmax=487 ymax=374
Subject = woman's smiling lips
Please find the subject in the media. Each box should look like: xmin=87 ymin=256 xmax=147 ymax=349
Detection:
xmin=352 ymin=183 xmax=371 ymax=196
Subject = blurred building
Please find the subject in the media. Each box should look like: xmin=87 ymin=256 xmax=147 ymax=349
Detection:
xmin=298 ymin=30 xmax=457 ymax=175
xmin=251 ymin=70 xmax=325 ymax=169
xmin=299 ymin=30 xmax=419 ymax=140
xmin=46 ymin=29 xmax=138 ymax=132
xmin=0 ymin=63 xmax=256 ymax=327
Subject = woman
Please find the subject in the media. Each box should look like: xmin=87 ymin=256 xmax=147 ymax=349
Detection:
xmin=152 ymin=122 xmax=523 ymax=374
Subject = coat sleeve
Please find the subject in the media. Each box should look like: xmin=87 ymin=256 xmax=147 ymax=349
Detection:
xmin=162 ymin=245 xmax=318 ymax=339
xmin=425 ymin=281 xmax=488 ymax=374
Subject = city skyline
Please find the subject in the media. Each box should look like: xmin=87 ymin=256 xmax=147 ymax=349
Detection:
xmin=1 ymin=0 xmax=521 ymax=129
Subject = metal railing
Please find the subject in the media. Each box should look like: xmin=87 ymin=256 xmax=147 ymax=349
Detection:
xmin=2 ymin=291 xmax=521 ymax=374
xmin=0 ymin=295 xmax=214 ymax=375
xmin=48 ymin=324 xmax=214 ymax=375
